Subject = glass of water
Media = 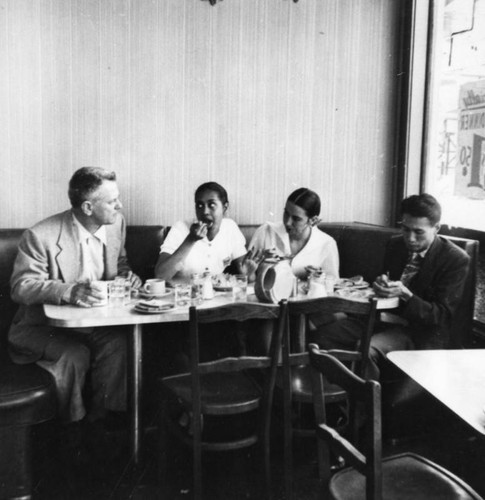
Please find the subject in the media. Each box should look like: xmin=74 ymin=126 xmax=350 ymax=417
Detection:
xmin=123 ymin=278 xmax=133 ymax=305
xmin=109 ymin=277 xmax=126 ymax=307
xmin=232 ymin=274 xmax=248 ymax=302
xmin=175 ymin=283 xmax=192 ymax=307
xmin=191 ymin=274 xmax=203 ymax=305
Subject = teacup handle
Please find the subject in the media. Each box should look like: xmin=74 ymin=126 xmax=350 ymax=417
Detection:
xmin=143 ymin=283 xmax=152 ymax=293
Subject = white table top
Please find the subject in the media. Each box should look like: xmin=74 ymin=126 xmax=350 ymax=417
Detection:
xmin=388 ymin=349 xmax=485 ymax=435
xmin=44 ymin=290 xmax=259 ymax=328
xmin=43 ymin=287 xmax=398 ymax=329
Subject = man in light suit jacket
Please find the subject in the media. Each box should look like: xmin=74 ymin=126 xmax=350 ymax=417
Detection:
xmin=311 ymin=194 xmax=470 ymax=380
xmin=9 ymin=167 xmax=142 ymax=424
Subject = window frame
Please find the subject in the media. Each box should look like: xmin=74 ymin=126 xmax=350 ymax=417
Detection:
xmin=398 ymin=0 xmax=485 ymax=334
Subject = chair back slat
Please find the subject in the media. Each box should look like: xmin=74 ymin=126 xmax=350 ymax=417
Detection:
xmin=309 ymin=345 xmax=370 ymax=401
xmin=183 ymin=301 xmax=285 ymax=499
xmin=194 ymin=303 xmax=279 ymax=324
xmin=196 ymin=355 xmax=275 ymax=374
xmin=287 ymin=296 xmax=374 ymax=317
xmin=318 ymin=423 xmax=366 ymax=470
xmin=281 ymin=297 xmax=378 ymax=500
xmin=189 ymin=302 xmax=283 ymax=383
xmin=286 ymin=296 xmax=378 ymax=379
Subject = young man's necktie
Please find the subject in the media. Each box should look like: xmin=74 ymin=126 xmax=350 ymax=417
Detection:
xmin=400 ymin=253 xmax=422 ymax=287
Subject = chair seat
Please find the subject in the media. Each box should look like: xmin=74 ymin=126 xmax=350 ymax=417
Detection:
xmin=276 ymin=365 xmax=346 ymax=402
xmin=0 ymin=360 xmax=56 ymax=426
xmin=330 ymin=452 xmax=482 ymax=500
xmin=162 ymin=371 xmax=262 ymax=415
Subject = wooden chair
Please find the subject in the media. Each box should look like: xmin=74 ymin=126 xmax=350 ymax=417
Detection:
xmin=280 ymin=296 xmax=378 ymax=500
xmin=159 ymin=302 xmax=284 ymax=500
xmin=308 ymin=344 xmax=484 ymax=500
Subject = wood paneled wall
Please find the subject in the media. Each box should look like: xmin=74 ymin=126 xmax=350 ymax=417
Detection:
xmin=0 ymin=0 xmax=400 ymax=229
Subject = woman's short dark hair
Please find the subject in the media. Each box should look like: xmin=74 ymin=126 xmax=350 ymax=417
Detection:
xmin=195 ymin=182 xmax=228 ymax=205
xmin=68 ymin=167 xmax=117 ymax=208
xmin=287 ymin=188 xmax=321 ymax=218
xmin=401 ymin=193 xmax=441 ymax=225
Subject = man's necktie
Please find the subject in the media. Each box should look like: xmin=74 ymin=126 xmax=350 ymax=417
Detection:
xmin=400 ymin=253 xmax=422 ymax=287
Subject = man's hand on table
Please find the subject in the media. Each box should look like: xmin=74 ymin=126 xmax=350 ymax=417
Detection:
xmin=373 ymin=274 xmax=413 ymax=302
xmin=70 ymin=282 xmax=107 ymax=308
xmin=125 ymin=271 xmax=142 ymax=290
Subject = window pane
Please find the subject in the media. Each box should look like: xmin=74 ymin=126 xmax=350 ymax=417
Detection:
xmin=424 ymin=0 xmax=485 ymax=232
xmin=424 ymin=0 xmax=485 ymax=324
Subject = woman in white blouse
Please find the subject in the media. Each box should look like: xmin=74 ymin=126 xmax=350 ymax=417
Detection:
xmin=246 ymin=188 xmax=340 ymax=354
xmin=156 ymin=182 xmax=251 ymax=282
xmin=154 ymin=181 xmax=260 ymax=372
xmin=249 ymin=187 xmax=339 ymax=281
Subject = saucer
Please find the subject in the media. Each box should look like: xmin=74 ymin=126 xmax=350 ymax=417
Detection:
xmin=138 ymin=291 xmax=172 ymax=300
xmin=335 ymin=288 xmax=373 ymax=300
xmin=134 ymin=302 xmax=175 ymax=314
xmin=335 ymin=280 xmax=369 ymax=290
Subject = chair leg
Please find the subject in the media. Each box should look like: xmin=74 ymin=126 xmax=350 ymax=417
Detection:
xmin=261 ymin=419 xmax=273 ymax=500
xmin=193 ymin=414 xmax=203 ymax=500
xmin=316 ymin=435 xmax=332 ymax=487
xmin=158 ymin=403 xmax=170 ymax=498
xmin=283 ymin=399 xmax=293 ymax=499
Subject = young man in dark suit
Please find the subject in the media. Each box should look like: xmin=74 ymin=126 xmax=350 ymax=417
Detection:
xmin=311 ymin=194 xmax=470 ymax=380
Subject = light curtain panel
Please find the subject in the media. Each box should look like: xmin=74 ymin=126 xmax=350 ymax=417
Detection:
xmin=0 ymin=0 xmax=400 ymax=228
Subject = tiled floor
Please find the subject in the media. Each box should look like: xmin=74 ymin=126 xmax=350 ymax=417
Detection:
xmin=31 ymin=403 xmax=485 ymax=500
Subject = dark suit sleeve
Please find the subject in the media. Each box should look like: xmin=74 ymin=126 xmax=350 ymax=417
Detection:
xmin=400 ymin=244 xmax=470 ymax=329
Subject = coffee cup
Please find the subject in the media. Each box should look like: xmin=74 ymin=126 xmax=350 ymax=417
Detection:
xmin=143 ymin=279 xmax=166 ymax=295
xmin=90 ymin=280 xmax=109 ymax=306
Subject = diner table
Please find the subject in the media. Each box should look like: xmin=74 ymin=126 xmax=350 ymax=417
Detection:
xmin=44 ymin=286 xmax=398 ymax=466
xmin=387 ymin=349 xmax=485 ymax=436
xmin=44 ymin=288 xmax=260 ymax=466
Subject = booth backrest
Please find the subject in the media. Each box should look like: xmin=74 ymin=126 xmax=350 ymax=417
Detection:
xmin=317 ymin=222 xmax=400 ymax=282
xmin=315 ymin=223 xmax=479 ymax=349
xmin=0 ymin=230 xmax=25 ymax=358
xmin=124 ymin=226 xmax=167 ymax=282
xmin=0 ymin=223 xmax=479 ymax=351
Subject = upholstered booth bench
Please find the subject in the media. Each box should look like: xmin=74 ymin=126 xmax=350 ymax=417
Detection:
xmin=127 ymin=222 xmax=480 ymax=439
xmin=0 ymin=222 xmax=479 ymax=496
xmin=0 ymin=231 xmax=57 ymax=500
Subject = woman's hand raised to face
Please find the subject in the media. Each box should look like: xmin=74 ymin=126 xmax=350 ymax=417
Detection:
xmin=188 ymin=221 xmax=209 ymax=241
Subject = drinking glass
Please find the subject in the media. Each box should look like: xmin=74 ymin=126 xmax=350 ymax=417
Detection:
xmin=191 ymin=273 xmax=203 ymax=305
xmin=175 ymin=283 xmax=192 ymax=307
xmin=109 ymin=277 xmax=126 ymax=307
xmin=123 ymin=278 xmax=133 ymax=305
xmin=232 ymin=274 xmax=248 ymax=302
